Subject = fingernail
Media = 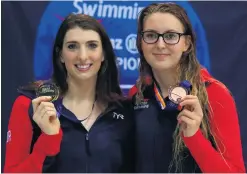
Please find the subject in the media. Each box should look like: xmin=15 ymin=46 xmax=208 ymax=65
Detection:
xmin=178 ymin=104 xmax=182 ymax=111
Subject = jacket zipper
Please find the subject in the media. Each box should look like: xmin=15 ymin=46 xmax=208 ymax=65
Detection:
xmin=83 ymin=105 xmax=117 ymax=173
xmin=85 ymin=133 xmax=90 ymax=173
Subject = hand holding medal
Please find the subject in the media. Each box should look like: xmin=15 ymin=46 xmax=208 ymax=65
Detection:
xmin=173 ymin=81 xmax=203 ymax=137
xmin=32 ymin=82 xmax=61 ymax=135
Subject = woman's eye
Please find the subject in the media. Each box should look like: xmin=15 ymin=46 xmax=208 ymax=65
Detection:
xmin=88 ymin=43 xmax=98 ymax=49
xmin=164 ymin=33 xmax=178 ymax=40
xmin=68 ymin=44 xmax=77 ymax=49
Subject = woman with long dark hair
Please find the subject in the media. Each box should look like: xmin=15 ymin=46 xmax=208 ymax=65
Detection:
xmin=5 ymin=14 xmax=134 ymax=173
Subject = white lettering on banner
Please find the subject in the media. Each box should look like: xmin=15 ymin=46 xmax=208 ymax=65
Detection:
xmin=125 ymin=34 xmax=138 ymax=54
xmin=73 ymin=0 xmax=144 ymax=20
xmin=110 ymin=38 xmax=123 ymax=50
xmin=117 ymin=57 xmax=140 ymax=71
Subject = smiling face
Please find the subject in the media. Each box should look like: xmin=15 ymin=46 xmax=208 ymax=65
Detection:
xmin=60 ymin=27 xmax=104 ymax=83
xmin=141 ymin=12 xmax=190 ymax=72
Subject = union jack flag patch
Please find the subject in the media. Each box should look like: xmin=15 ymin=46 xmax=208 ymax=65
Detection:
xmin=6 ymin=130 xmax=11 ymax=143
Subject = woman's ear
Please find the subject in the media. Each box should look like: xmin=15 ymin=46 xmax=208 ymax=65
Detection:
xmin=61 ymin=57 xmax=64 ymax=63
xmin=183 ymin=35 xmax=191 ymax=52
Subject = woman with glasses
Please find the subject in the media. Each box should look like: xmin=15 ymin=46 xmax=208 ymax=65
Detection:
xmin=129 ymin=2 xmax=245 ymax=173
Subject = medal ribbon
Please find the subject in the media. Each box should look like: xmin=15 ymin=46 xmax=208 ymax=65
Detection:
xmin=154 ymin=82 xmax=166 ymax=110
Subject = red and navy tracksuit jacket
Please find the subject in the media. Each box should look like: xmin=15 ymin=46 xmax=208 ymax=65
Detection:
xmin=4 ymin=69 xmax=245 ymax=173
xmin=4 ymin=90 xmax=135 ymax=173
xmin=128 ymin=68 xmax=245 ymax=173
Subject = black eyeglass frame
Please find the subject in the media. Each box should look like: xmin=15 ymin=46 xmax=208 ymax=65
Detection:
xmin=140 ymin=31 xmax=189 ymax=45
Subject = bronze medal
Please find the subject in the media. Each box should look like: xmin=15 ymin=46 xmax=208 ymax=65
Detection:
xmin=168 ymin=86 xmax=188 ymax=104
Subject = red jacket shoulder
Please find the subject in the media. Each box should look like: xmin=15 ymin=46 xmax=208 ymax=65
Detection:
xmin=128 ymin=85 xmax=137 ymax=98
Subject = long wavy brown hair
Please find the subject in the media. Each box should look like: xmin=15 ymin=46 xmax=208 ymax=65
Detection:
xmin=135 ymin=3 xmax=220 ymax=172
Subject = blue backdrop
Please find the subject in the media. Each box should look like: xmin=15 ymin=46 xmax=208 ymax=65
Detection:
xmin=2 ymin=1 xmax=247 ymax=170
xmin=33 ymin=0 xmax=210 ymax=89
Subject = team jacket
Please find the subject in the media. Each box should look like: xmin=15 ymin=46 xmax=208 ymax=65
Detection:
xmin=4 ymin=91 xmax=135 ymax=173
xmin=129 ymin=68 xmax=246 ymax=173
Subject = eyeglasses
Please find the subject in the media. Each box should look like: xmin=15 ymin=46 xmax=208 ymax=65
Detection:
xmin=141 ymin=31 xmax=188 ymax=45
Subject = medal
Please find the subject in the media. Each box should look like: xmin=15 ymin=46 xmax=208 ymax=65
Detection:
xmin=168 ymin=86 xmax=188 ymax=104
xmin=36 ymin=83 xmax=60 ymax=102
xmin=169 ymin=80 xmax=192 ymax=104
xmin=154 ymin=80 xmax=192 ymax=110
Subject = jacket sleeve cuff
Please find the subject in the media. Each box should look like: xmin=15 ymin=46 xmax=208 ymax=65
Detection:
xmin=33 ymin=128 xmax=63 ymax=156
xmin=182 ymin=129 xmax=207 ymax=148
xmin=182 ymin=129 xmax=214 ymax=155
